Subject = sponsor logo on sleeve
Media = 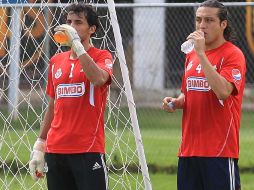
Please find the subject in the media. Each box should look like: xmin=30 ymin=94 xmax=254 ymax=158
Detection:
xmin=56 ymin=82 xmax=85 ymax=99
xmin=232 ymin=69 xmax=241 ymax=84
xmin=55 ymin=68 xmax=62 ymax=79
xmin=105 ymin=59 xmax=113 ymax=69
xmin=187 ymin=76 xmax=211 ymax=92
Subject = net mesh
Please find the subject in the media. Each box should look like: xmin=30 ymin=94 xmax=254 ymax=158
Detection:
xmin=0 ymin=1 xmax=150 ymax=189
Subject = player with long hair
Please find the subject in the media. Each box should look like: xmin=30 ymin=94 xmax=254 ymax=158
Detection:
xmin=162 ymin=0 xmax=246 ymax=189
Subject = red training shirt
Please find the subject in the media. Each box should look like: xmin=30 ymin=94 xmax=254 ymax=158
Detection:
xmin=179 ymin=42 xmax=246 ymax=158
xmin=46 ymin=47 xmax=113 ymax=154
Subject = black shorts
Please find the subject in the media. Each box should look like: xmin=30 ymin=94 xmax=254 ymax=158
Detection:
xmin=177 ymin=157 xmax=241 ymax=190
xmin=45 ymin=152 xmax=108 ymax=190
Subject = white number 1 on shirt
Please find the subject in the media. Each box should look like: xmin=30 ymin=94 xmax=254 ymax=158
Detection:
xmin=69 ymin=63 xmax=75 ymax=78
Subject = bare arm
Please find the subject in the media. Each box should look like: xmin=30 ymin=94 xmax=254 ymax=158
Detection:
xmin=78 ymin=53 xmax=110 ymax=87
xmin=54 ymin=25 xmax=110 ymax=87
xmin=189 ymin=31 xmax=234 ymax=100
xmin=196 ymin=52 xmax=234 ymax=100
xmin=38 ymin=97 xmax=54 ymax=140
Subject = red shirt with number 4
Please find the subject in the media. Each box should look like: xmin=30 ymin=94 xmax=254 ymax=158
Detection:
xmin=179 ymin=42 xmax=246 ymax=158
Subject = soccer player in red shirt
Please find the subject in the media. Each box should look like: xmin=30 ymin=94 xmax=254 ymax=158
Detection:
xmin=162 ymin=1 xmax=245 ymax=190
xmin=29 ymin=3 xmax=113 ymax=190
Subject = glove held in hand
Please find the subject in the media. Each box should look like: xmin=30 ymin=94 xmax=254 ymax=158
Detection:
xmin=29 ymin=138 xmax=46 ymax=181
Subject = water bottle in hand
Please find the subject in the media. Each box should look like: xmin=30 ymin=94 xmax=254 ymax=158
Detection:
xmin=181 ymin=40 xmax=194 ymax=54
xmin=167 ymin=102 xmax=174 ymax=109
xmin=53 ymin=31 xmax=69 ymax=44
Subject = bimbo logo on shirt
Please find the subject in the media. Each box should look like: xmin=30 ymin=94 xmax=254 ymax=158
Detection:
xmin=56 ymin=82 xmax=85 ymax=99
xmin=187 ymin=77 xmax=211 ymax=91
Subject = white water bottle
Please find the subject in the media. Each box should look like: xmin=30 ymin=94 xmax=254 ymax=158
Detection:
xmin=181 ymin=39 xmax=194 ymax=54
xmin=167 ymin=101 xmax=174 ymax=109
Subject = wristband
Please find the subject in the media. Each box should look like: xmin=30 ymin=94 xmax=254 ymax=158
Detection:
xmin=72 ymin=40 xmax=87 ymax=57
xmin=33 ymin=138 xmax=46 ymax=152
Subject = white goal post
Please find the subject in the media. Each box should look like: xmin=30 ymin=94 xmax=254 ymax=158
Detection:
xmin=107 ymin=1 xmax=152 ymax=189
xmin=0 ymin=1 xmax=152 ymax=190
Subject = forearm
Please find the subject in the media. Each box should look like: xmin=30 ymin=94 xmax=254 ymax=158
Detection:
xmin=197 ymin=52 xmax=233 ymax=100
xmin=29 ymin=98 xmax=53 ymax=180
xmin=175 ymin=93 xmax=185 ymax=109
xmin=78 ymin=53 xmax=109 ymax=87
xmin=39 ymin=98 xmax=54 ymax=140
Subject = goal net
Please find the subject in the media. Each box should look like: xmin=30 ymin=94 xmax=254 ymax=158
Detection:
xmin=0 ymin=0 xmax=152 ymax=189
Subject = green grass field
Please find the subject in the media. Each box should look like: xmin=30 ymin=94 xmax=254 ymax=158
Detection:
xmin=137 ymin=108 xmax=254 ymax=189
xmin=0 ymin=107 xmax=253 ymax=189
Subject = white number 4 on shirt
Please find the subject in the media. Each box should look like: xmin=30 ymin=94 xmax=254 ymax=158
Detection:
xmin=196 ymin=64 xmax=202 ymax=74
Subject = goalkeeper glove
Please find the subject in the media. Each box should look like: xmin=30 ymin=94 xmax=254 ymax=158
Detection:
xmin=29 ymin=138 xmax=46 ymax=181
xmin=54 ymin=24 xmax=87 ymax=57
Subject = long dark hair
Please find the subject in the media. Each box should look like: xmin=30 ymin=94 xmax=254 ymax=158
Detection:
xmin=200 ymin=0 xmax=236 ymax=42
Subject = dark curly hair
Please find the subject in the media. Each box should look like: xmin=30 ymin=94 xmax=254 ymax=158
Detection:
xmin=63 ymin=2 xmax=99 ymax=32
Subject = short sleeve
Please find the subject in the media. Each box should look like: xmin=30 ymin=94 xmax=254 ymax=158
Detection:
xmin=219 ymin=49 xmax=246 ymax=95
xmin=95 ymin=50 xmax=113 ymax=84
xmin=46 ymin=59 xmax=55 ymax=99
xmin=181 ymin=56 xmax=190 ymax=94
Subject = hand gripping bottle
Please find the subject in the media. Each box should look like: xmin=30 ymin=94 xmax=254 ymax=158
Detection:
xmin=53 ymin=31 xmax=69 ymax=44
xmin=181 ymin=40 xmax=194 ymax=54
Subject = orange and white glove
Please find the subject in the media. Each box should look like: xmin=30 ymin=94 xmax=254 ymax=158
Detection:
xmin=54 ymin=24 xmax=87 ymax=57
xmin=29 ymin=138 xmax=46 ymax=180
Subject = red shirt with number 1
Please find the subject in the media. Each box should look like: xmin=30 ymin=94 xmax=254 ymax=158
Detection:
xmin=46 ymin=47 xmax=113 ymax=154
